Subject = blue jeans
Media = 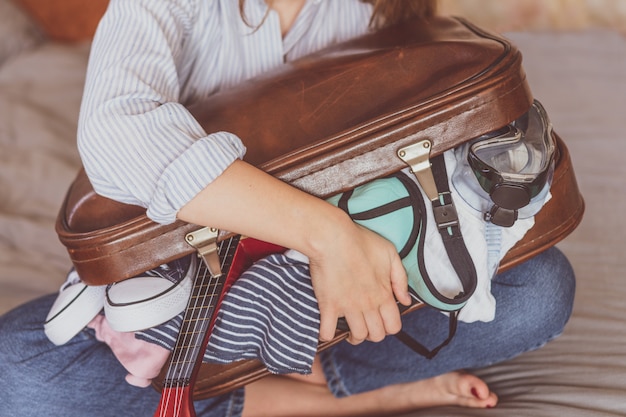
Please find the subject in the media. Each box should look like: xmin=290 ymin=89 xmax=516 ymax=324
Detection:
xmin=0 ymin=247 xmax=574 ymax=416
xmin=321 ymin=247 xmax=576 ymax=396
xmin=0 ymin=297 xmax=244 ymax=417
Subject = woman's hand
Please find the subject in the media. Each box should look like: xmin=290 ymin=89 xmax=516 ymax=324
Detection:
xmin=178 ymin=160 xmax=411 ymax=345
xmin=308 ymin=218 xmax=411 ymax=344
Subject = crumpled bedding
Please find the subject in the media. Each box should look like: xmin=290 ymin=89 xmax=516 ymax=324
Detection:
xmin=1 ymin=29 xmax=625 ymax=416
xmin=0 ymin=42 xmax=89 ymax=312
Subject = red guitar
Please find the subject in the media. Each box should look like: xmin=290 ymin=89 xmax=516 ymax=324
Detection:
xmin=153 ymin=229 xmax=284 ymax=417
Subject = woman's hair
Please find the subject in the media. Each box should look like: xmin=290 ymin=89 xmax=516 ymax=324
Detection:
xmin=238 ymin=0 xmax=437 ymax=29
xmin=363 ymin=0 xmax=437 ymax=28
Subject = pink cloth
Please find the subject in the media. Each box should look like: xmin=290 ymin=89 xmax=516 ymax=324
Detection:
xmin=87 ymin=315 xmax=170 ymax=387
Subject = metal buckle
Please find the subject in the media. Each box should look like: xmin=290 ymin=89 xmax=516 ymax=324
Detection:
xmin=433 ymin=203 xmax=459 ymax=229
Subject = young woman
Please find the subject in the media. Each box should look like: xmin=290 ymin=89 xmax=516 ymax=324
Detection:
xmin=0 ymin=1 xmax=575 ymax=416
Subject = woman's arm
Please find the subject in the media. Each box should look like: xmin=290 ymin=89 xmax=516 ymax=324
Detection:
xmin=178 ymin=160 xmax=411 ymax=343
xmin=78 ymin=0 xmax=245 ymax=224
xmin=80 ymin=0 xmax=410 ymax=343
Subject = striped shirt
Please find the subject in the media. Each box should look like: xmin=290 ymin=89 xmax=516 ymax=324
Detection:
xmin=77 ymin=0 xmax=375 ymax=375
xmin=77 ymin=0 xmax=374 ymax=224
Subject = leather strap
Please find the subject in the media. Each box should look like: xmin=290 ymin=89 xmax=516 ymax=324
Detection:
xmin=430 ymin=155 xmax=478 ymax=306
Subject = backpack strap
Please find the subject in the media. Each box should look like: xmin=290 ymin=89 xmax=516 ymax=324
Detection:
xmin=334 ymin=154 xmax=477 ymax=358
xmin=392 ymin=154 xmax=476 ymax=358
xmin=429 ymin=155 xmax=478 ymax=305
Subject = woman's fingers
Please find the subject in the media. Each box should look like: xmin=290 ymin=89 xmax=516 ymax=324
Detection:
xmin=318 ymin=312 xmax=338 ymax=342
xmin=318 ymin=290 xmax=402 ymax=343
xmin=311 ymin=221 xmax=408 ymax=345
xmin=379 ymin=299 xmax=403 ymax=336
xmin=390 ymin=255 xmax=411 ymax=306
xmin=340 ymin=298 xmax=403 ymax=344
xmin=344 ymin=312 xmax=369 ymax=344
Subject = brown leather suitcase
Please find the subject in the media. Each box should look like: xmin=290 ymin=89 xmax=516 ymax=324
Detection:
xmin=55 ymin=16 xmax=584 ymax=398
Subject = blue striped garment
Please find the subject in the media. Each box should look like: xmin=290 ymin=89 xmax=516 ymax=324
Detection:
xmin=137 ymin=253 xmax=320 ymax=374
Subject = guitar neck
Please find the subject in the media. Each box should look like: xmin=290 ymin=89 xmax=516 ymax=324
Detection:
xmin=163 ymin=267 xmax=227 ymax=385
xmin=155 ymin=234 xmax=240 ymax=417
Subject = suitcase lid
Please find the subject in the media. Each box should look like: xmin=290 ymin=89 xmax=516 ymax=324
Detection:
xmin=57 ymin=16 xmax=536 ymax=284
xmin=189 ymin=16 xmax=532 ymax=194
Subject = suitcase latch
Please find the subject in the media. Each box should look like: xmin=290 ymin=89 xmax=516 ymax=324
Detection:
xmin=186 ymin=227 xmax=222 ymax=277
xmin=397 ymin=140 xmax=438 ymax=201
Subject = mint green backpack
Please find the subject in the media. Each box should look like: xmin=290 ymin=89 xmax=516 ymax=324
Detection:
xmin=327 ymin=156 xmax=477 ymax=358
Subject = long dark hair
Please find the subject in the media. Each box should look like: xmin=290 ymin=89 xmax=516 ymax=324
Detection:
xmin=238 ymin=0 xmax=437 ymax=29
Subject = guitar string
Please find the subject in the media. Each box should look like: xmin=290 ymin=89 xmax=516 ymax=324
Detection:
xmin=159 ymin=257 xmax=204 ymax=417
xmin=162 ymin=256 xmax=212 ymax=417
xmin=158 ymin=251 xmax=209 ymax=416
xmin=160 ymin=236 xmax=236 ymax=416
xmin=177 ymin=237 xmax=235 ymax=413
xmin=181 ymin=237 xmax=230 ymax=390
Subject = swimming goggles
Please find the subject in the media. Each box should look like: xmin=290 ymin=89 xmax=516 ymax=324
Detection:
xmin=455 ymin=100 xmax=555 ymax=227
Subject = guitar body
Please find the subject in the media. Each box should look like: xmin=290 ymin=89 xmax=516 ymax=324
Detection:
xmin=154 ymin=387 xmax=195 ymax=417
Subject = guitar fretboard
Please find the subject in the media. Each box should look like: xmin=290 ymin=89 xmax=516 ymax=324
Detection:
xmin=163 ymin=235 xmax=240 ymax=387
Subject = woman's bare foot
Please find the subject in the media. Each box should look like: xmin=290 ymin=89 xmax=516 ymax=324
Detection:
xmin=243 ymin=370 xmax=496 ymax=416
xmin=385 ymin=371 xmax=498 ymax=411
xmin=287 ymin=356 xmax=497 ymax=409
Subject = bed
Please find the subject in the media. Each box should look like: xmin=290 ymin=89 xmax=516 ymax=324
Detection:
xmin=2 ymin=0 xmax=625 ymax=415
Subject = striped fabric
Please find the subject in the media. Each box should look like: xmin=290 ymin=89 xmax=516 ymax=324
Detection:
xmin=137 ymin=253 xmax=320 ymax=374
xmin=77 ymin=0 xmax=374 ymax=224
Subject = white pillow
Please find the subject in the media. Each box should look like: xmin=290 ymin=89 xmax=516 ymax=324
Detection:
xmin=0 ymin=0 xmax=44 ymax=65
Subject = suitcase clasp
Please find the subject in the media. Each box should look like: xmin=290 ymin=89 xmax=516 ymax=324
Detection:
xmin=186 ymin=227 xmax=222 ymax=278
xmin=397 ymin=140 xmax=438 ymax=201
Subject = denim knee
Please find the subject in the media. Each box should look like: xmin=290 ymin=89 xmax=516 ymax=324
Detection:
xmin=0 ymin=295 xmax=52 ymax=363
xmin=493 ymin=246 xmax=576 ymax=345
xmin=536 ymin=246 xmax=576 ymax=337
xmin=0 ymin=296 xmax=245 ymax=417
